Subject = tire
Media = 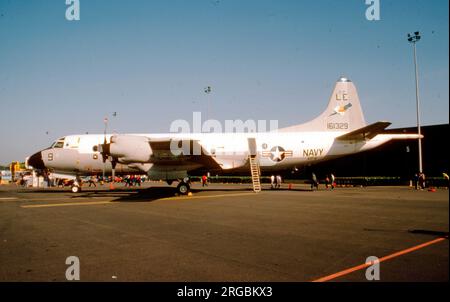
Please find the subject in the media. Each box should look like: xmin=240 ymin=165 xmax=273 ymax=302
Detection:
xmin=177 ymin=182 xmax=190 ymax=195
xmin=71 ymin=185 xmax=81 ymax=193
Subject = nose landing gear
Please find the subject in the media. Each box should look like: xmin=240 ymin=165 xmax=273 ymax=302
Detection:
xmin=71 ymin=184 xmax=81 ymax=193
xmin=71 ymin=177 xmax=82 ymax=193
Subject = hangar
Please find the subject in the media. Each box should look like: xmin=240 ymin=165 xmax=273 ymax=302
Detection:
xmin=307 ymin=124 xmax=448 ymax=179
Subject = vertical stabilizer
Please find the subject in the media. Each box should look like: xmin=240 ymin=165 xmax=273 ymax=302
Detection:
xmin=279 ymin=77 xmax=366 ymax=132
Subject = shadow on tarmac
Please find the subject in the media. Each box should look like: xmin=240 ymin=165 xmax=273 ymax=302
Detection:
xmin=112 ymin=187 xmax=180 ymax=202
xmin=15 ymin=184 xmax=315 ymax=203
xmin=408 ymin=229 xmax=449 ymax=238
xmin=364 ymin=228 xmax=449 ymax=239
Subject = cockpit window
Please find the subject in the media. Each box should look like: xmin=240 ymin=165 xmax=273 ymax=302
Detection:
xmin=51 ymin=137 xmax=65 ymax=149
xmin=53 ymin=141 xmax=64 ymax=148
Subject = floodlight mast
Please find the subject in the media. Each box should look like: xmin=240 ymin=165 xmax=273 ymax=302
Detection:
xmin=407 ymin=31 xmax=423 ymax=174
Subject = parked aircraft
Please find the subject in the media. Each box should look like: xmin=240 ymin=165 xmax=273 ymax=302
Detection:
xmin=27 ymin=77 xmax=421 ymax=194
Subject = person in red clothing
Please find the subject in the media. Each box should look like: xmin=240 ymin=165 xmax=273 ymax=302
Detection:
xmin=202 ymin=175 xmax=208 ymax=187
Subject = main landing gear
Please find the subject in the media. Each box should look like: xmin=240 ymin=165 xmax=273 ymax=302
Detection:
xmin=176 ymin=177 xmax=191 ymax=195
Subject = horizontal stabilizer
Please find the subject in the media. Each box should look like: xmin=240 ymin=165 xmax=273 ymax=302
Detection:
xmin=336 ymin=121 xmax=392 ymax=141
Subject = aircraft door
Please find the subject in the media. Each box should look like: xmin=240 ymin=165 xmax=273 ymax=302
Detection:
xmin=247 ymin=138 xmax=257 ymax=157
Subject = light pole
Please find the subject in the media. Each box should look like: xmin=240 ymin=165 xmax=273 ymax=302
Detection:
xmin=407 ymin=31 xmax=423 ymax=174
xmin=112 ymin=112 xmax=117 ymax=134
xmin=204 ymin=86 xmax=212 ymax=121
xmin=102 ymin=117 xmax=108 ymax=181
xmin=103 ymin=117 xmax=108 ymax=137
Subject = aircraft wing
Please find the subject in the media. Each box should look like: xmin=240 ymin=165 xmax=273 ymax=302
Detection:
xmin=149 ymin=138 xmax=222 ymax=170
xmin=335 ymin=121 xmax=392 ymax=141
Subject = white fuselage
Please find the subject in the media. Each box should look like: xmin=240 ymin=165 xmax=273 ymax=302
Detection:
xmin=27 ymin=77 xmax=422 ymax=181
xmin=37 ymin=131 xmax=395 ymax=179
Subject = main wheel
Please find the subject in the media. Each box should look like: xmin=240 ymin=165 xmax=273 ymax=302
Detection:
xmin=176 ymin=182 xmax=190 ymax=195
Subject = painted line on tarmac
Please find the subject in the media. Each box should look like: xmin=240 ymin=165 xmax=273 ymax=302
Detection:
xmin=312 ymin=237 xmax=448 ymax=282
xmin=12 ymin=196 xmax=117 ymax=203
xmin=21 ymin=201 xmax=112 ymax=208
xmin=20 ymin=192 xmax=258 ymax=208
xmin=159 ymin=192 xmax=259 ymax=202
xmin=0 ymin=197 xmax=18 ymax=201
xmin=29 ymin=196 xmax=114 ymax=200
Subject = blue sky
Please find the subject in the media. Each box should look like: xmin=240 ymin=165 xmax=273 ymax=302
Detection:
xmin=0 ymin=0 xmax=448 ymax=164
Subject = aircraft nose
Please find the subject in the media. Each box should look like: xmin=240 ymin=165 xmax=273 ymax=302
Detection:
xmin=28 ymin=151 xmax=45 ymax=170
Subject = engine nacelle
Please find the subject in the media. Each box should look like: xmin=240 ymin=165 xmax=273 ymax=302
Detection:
xmin=109 ymin=135 xmax=152 ymax=164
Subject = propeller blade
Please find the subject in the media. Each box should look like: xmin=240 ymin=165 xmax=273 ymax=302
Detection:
xmin=101 ymin=143 xmax=110 ymax=163
xmin=111 ymin=160 xmax=117 ymax=187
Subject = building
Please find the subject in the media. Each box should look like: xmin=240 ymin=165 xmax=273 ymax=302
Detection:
xmin=307 ymin=124 xmax=448 ymax=178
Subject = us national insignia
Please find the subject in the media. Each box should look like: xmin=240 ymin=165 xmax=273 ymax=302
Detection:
xmin=262 ymin=146 xmax=293 ymax=162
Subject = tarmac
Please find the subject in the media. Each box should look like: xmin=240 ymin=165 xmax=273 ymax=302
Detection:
xmin=0 ymin=182 xmax=448 ymax=282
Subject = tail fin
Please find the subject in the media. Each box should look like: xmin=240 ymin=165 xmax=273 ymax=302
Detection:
xmin=279 ymin=77 xmax=366 ymax=132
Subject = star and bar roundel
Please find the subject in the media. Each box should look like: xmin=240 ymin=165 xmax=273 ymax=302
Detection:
xmin=262 ymin=146 xmax=293 ymax=162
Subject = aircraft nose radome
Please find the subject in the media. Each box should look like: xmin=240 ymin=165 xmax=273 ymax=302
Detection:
xmin=28 ymin=152 xmax=45 ymax=170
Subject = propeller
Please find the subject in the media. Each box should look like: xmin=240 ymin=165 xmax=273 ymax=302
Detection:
xmin=110 ymin=157 xmax=117 ymax=187
xmin=100 ymin=135 xmax=108 ymax=182
xmin=100 ymin=135 xmax=110 ymax=163
xmin=98 ymin=138 xmax=118 ymax=188
xmin=97 ymin=117 xmax=116 ymax=189
xmin=100 ymin=118 xmax=108 ymax=183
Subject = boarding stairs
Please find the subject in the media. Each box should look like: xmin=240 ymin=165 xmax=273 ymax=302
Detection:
xmin=249 ymin=155 xmax=261 ymax=193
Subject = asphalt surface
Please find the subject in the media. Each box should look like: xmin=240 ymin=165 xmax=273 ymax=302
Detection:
xmin=0 ymin=182 xmax=448 ymax=282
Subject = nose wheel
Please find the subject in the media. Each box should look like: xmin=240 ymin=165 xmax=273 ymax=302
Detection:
xmin=71 ymin=184 xmax=81 ymax=193
xmin=71 ymin=179 xmax=82 ymax=193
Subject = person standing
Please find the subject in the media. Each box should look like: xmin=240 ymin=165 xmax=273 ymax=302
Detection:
xmin=202 ymin=175 xmax=208 ymax=187
xmin=43 ymin=172 xmax=50 ymax=188
xmin=270 ymin=175 xmax=275 ymax=189
xmin=311 ymin=172 xmax=318 ymax=191
xmin=414 ymin=173 xmax=419 ymax=190
xmin=325 ymin=175 xmax=330 ymax=189
xmin=419 ymin=172 xmax=426 ymax=190
xmin=276 ymin=175 xmax=282 ymax=189
xmin=88 ymin=175 xmax=97 ymax=187
xmin=443 ymin=172 xmax=449 ymax=189
xmin=330 ymin=173 xmax=335 ymax=190
xmin=48 ymin=173 xmax=54 ymax=187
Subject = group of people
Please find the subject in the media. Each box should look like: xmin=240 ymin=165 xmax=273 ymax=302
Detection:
xmin=123 ymin=175 xmax=143 ymax=187
xmin=324 ymin=173 xmax=336 ymax=190
xmin=18 ymin=173 xmax=33 ymax=187
xmin=413 ymin=172 xmax=427 ymax=190
xmin=270 ymin=175 xmax=282 ymax=189
xmin=310 ymin=172 xmax=335 ymax=191
xmin=86 ymin=174 xmax=145 ymax=187
xmin=270 ymin=173 xmax=337 ymax=190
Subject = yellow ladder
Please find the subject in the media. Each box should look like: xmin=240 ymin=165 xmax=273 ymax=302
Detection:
xmin=249 ymin=155 xmax=261 ymax=193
